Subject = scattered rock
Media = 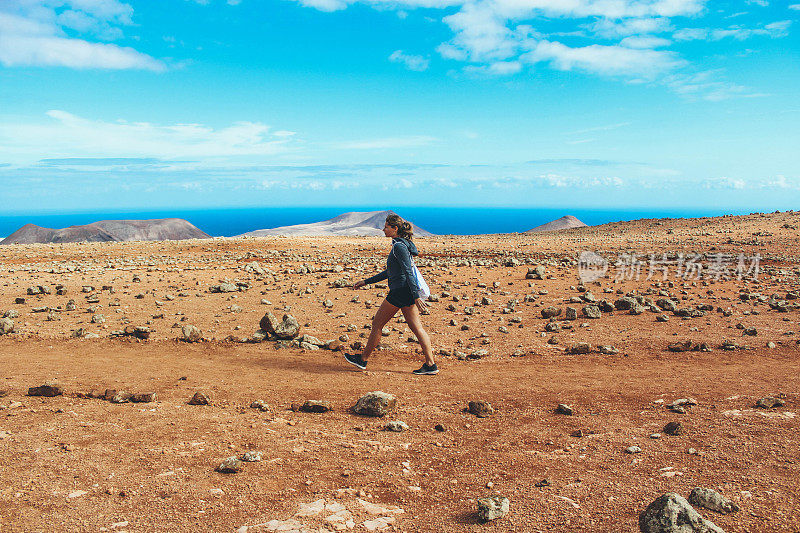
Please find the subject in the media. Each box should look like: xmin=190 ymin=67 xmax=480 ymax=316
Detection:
xmin=541 ymin=306 xmax=562 ymax=319
xmin=582 ymin=305 xmax=601 ymax=319
xmin=568 ymin=342 xmax=591 ymax=355
xmin=384 ymin=420 xmax=410 ymax=432
xmin=556 ymin=403 xmax=573 ymax=415
xmin=668 ymin=341 xmax=693 ymax=352
xmin=130 ymin=392 xmax=156 ymax=403
xmin=260 ymin=312 xmax=301 ymax=339
xmin=625 ymin=446 xmax=642 ymax=454
xmin=28 ymin=383 xmax=63 ymax=397
xmin=240 ymin=451 xmax=263 ymax=462
xmin=477 ymin=495 xmax=510 ymax=522
xmin=467 ymin=400 xmax=494 ymax=418
xmin=188 ymin=391 xmax=213 ymax=405
xmin=688 ymin=487 xmax=740 ymax=515
xmin=110 ymin=391 xmax=133 ymax=403
xmin=250 ymin=400 xmax=270 ymax=412
xmin=216 ymin=456 xmax=242 ymax=473
xmin=755 ymin=397 xmax=784 ymax=409
xmin=663 ymin=421 xmax=683 ymax=436
xmin=353 ymin=391 xmax=397 ymax=417
xmin=299 ymin=400 xmax=331 ymax=413
xmin=639 ymin=492 xmax=725 ymax=533
xmin=181 ymin=325 xmax=203 ymax=343
xmin=0 ymin=318 xmax=14 ymax=335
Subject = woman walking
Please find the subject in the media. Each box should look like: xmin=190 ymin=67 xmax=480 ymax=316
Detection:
xmin=345 ymin=214 xmax=438 ymax=375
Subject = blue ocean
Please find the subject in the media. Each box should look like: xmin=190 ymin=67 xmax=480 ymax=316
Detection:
xmin=0 ymin=206 xmax=755 ymax=238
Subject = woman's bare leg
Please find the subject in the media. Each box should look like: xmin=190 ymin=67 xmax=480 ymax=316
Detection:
xmin=401 ymin=304 xmax=435 ymax=366
xmin=361 ymin=299 xmax=399 ymax=361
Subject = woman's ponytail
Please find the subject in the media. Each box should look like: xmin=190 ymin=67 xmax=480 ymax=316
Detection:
xmin=386 ymin=214 xmax=414 ymax=240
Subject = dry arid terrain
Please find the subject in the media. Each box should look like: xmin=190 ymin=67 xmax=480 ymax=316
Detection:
xmin=1 ymin=211 xmax=799 ymax=532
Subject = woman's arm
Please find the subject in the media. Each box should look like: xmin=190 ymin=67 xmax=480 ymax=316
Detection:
xmin=363 ymin=270 xmax=388 ymax=285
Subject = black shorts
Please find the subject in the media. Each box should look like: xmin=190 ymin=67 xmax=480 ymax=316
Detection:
xmin=386 ymin=286 xmax=416 ymax=308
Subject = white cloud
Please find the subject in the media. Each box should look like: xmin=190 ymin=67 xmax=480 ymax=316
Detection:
xmin=0 ymin=1 xmax=163 ymax=70
xmin=790 ymin=4 xmax=800 ymax=10
xmin=0 ymin=110 xmax=296 ymax=163
xmin=522 ymin=40 xmax=684 ymax=79
xmin=388 ymin=50 xmax=430 ymax=71
xmin=619 ymin=35 xmax=672 ymax=48
xmin=673 ymin=20 xmax=791 ymax=41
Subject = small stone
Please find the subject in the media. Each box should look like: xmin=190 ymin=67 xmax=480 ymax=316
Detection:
xmin=0 ymin=317 xmax=14 ymax=335
xmin=582 ymin=305 xmax=601 ymax=319
xmin=556 ymin=403 xmax=573 ymax=415
xmin=110 ymin=391 xmax=133 ymax=404
xmin=250 ymin=400 xmax=270 ymax=411
xmin=181 ymin=325 xmax=203 ymax=342
xmin=28 ymin=383 xmax=63 ymax=397
xmin=240 ymin=451 xmax=263 ymax=462
xmin=434 ymin=424 xmax=446 ymax=432
xmin=477 ymin=495 xmax=510 ymax=522
xmin=352 ymin=391 xmax=397 ymax=417
xmin=625 ymin=446 xmax=642 ymax=454
xmin=688 ymin=487 xmax=740 ymax=515
xmin=668 ymin=341 xmax=692 ymax=352
xmin=300 ymin=400 xmax=331 ymax=413
xmin=541 ymin=306 xmax=562 ymax=319
xmin=567 ymin=342 xmax=591 ymax=354
xmin=216 ymin=456 xmax=242 ymax=473
xmin=385 ymin=421 xmax=409 ymax=432
xmin=755 ymin=396 xmax=784 ymax=408
xmin=188 ymin=391 xmax=212 ymax=405
xmin=663 ymin=421 xmax=683 ymax=436
xmin=467 ymin=400 xmax=494 ymax=418
xmin=130 ymin=392 xmax=156 ymax=403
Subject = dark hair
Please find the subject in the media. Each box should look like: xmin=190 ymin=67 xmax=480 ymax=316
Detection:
xmin=386 ymin=213 xmax=413 ymax=240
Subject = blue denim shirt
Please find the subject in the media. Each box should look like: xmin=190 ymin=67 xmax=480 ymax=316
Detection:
xmin=364 ymin=238 xmax=420 ymax=295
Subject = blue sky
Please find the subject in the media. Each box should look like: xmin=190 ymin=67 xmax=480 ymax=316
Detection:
xmin=0 ymin=0 xmax=798 ymax=212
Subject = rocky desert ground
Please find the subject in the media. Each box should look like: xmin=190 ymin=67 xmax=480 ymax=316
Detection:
xmin=1 ymin=211 xmax=799 ymax=532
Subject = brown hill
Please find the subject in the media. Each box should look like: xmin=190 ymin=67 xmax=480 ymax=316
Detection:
xmin=0 ymin=218 xmax=210 ymax=245
xmin=524 ymin=215 xmax=588 ymax=233
xmin=239 ymin=210 xmax=434 ymax=237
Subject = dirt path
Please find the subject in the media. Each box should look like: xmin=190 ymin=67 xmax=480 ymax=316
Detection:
xmin=1 ymin=338 xmax=798 ymax=532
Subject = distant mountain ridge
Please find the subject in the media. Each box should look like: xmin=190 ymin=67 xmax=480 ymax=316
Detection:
xmin=0 ymin=218 xmax=210 ymax=245
xmin=239 ymin=210 xmax=434 ymax=237
xmin=525 ymin=215 xmax=588 ymax=233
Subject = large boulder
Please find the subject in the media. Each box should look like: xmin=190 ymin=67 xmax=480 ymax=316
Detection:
xmin=639 ymin=493 xmax=725 ymax=533
xmin=353 ymin=391 xmax=397 ymax=417
xmin=260 ymin=312 xmax=300 ymax=339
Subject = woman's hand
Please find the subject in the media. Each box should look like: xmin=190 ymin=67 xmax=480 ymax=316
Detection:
xmin=353 ymin=280 xmax=366 ymax=290
xmin=415 ymin=298 xmax=429 ymax=314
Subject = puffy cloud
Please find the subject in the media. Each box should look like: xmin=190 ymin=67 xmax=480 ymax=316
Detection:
xmin=0 ymin=1 xmax=163 ymax=70
xmin=673 ymin=20 xmax=791 ymax=41
xmin=0 ymin=110 xmax=295 ymax=163
xmin=389 ymin=50 xmax=430 ymax=71
xmin=522 ymin=40 xmax=684 ymax=78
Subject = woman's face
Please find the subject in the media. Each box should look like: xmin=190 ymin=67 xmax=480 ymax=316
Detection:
xmin=383 ymin=221 xmax=398 ymax=238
